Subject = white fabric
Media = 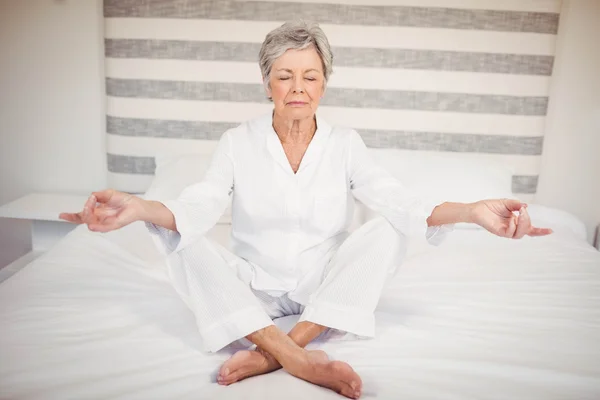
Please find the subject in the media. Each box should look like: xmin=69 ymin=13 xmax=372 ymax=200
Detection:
xmin=145 ymin=151 xmax=364 ymax=229
xmin=147 ymin=113 xmax=451 ymax=297
xmin=145 ymin=150 xmax=233 ymax=224
xmin=368 ymin=148 xmax=516 ymax=206
xmin=1 ymin=208 xmax=600 ymax=399
xmin=365 ymin=148 xmax=516 ymax=229
xmin=144 ymin=145 xmax=516 ymax=232
xmin=152 ymin=217 xmax=404 ymax=352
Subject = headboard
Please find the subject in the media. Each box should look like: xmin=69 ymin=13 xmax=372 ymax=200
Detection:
xmin=103 ymin=0 xmax=561 ymax=202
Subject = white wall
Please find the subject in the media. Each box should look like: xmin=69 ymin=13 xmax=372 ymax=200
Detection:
xmin=536 ymin=0 xmax=600 ymax=244
xmin=0 ymin=0 xmax=106 ymax=266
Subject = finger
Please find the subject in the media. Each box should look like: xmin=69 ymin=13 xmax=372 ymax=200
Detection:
xmin=81 ymin=195 xmax=97 ymax=223
xmin=503 ymin=199 xmax=526 ymax=212
xmin=59 ymin=212 xmax=83 ymax=224
xmin=513 ymin=207 xmax=530 ymax=239
xmin=88 ymin=216 xmax=121 ymax=233
xmin=85 ymin=194 xmax=97 ymax=211
xmin=528 ymin=227 xmax=554 ymax=237
xmin=82 ymin=195 xmax=93 ymax=213
xmin=505 ymin=214 xmax=517 ymax=238
xmin=88 ymin=223 xmax=115 ymax=233
xmin=92 ymin=189 xmax=114 ymax=204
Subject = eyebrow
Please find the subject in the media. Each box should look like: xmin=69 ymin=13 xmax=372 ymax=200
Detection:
xmin=276 ymin=68 xmax=321 ymax=73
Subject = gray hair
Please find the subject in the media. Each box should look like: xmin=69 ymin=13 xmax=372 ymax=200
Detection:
xmin=259 ymin=20 xmax=333 ymax=95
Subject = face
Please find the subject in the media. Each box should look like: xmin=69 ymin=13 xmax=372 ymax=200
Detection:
xmin=266 ymin=47 xmax=326 ymax=121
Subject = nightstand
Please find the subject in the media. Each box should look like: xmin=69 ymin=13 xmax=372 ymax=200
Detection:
xmin=0 ymin=193 xmax=89 ymax=273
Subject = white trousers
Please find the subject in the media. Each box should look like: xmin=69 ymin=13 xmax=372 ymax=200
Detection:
xmin=164 ymin=217 xmax=407 ymax=352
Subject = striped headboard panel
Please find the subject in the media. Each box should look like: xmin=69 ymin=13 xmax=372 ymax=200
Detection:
xmin=104 ymin=0 xmax=561 ymax=202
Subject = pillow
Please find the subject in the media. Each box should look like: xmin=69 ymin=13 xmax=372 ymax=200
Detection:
xmin=144 ymin=153 xmax=233 ymax=224
xmin=364 ymin=149 xmax=517 ymax=229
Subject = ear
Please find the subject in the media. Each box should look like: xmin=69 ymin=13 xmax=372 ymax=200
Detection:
xmin=262 ymin=76 xmax=272 ymax=100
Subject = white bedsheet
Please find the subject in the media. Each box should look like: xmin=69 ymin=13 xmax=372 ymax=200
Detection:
xmin=1 ymin=207 xmax=600 ymax=400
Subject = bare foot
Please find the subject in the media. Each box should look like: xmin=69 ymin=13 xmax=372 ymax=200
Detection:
xmin=217 ymin=348 xmax=281 ymax=385
xmin=287 ymin=350 xmax=362 ymax=399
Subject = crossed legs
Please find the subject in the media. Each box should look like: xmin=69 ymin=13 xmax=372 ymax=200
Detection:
xmin=217 ymin=321 xmax=326 ymax=379
xmin=218 ymin=218 xmax=405 ymax=398
xmin=219 ymin=322 xmax=363 ymax=398
xmin=163 ymin=218 xmax=405 ymax=399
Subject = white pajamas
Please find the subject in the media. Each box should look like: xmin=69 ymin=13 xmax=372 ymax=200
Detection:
xmin=147 ymin=113 xmax=452 ymax=352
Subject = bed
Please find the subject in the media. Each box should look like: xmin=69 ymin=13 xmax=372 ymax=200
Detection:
xmin=1 ymin=184 xmax=600 ymax=399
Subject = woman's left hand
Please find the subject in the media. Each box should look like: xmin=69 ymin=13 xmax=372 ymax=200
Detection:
xmin=471 ymin=199 xmax=553 ymax=239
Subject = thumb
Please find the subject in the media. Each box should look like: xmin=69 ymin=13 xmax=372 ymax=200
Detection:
xmin=502 ymin=198 xmax=526 ymax=212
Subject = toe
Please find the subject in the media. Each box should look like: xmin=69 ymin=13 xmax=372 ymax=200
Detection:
xmin=216 ymin=375 xmax=227 ymax=385
xmin=216 ymin=366 xmax=231 ymax=384
xmin=340 ymin=385 xmax=360 ymax=399
xmin=217 ymin=367 xmax=229 ymax=379
xmin=221 ymin=369 xmax=247 ymax=385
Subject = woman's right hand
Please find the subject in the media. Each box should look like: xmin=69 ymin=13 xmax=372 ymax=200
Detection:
xmin=59 ymin=189 xmax=143 ymax=233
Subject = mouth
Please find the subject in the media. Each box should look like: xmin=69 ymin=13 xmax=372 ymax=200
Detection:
xmin=286 ymin=101 xmax=307 ymax=106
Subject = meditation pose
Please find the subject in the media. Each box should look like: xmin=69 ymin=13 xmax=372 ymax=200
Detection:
xmin=61 ymin=20 xmax=552 ymax=399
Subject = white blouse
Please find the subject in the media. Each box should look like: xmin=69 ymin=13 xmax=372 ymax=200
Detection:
xmin=147 ymin=113 xmax=452 ymax=300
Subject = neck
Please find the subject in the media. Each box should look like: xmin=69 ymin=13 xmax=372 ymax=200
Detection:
xmin=272 ymin=111 xmax=317 ymax=144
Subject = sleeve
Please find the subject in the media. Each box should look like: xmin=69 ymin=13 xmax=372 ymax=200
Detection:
xmin=347 ymin=130 xmax=453 ymax=245
xmin=145 ymin=131 xmax=234 ymax=255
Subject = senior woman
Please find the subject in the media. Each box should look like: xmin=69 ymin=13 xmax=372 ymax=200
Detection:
xmin=61 ymin=21 xmax=552 ymax=399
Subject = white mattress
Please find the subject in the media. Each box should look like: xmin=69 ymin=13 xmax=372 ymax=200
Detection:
xmin=1 ymin=206 xmax=600 ymax=400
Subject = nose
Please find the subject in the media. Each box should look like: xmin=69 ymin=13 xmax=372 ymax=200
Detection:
xmin=292 ymin=76 xmax=304 ymax=94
